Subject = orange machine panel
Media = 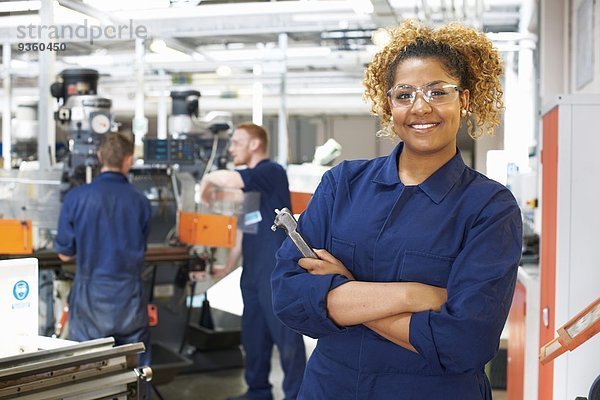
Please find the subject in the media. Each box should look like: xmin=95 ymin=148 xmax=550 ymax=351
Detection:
xmin=178 ymin=211 xmax=237 ymax=248
xmin=507 ymin=281 xmax=526 ymax=400
xmin=290 ymin=191 xmax=312 ymax=215
xmin=557 ymin=296 xmax=600 ymax=351
xmin=0 ymin=219 xmax=33 ymax=254
xmin=540 ymin=296 xmax=600 ymax=365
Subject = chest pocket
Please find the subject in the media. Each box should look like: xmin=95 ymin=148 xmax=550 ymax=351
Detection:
xmin=398 ymin=250 xmax=454 ymax=287
xmin=330 ymin=236 xmax=355 ymax=270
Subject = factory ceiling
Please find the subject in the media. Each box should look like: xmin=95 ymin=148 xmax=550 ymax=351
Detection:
xmin=0 ymin=0 xmax=534 ymax=115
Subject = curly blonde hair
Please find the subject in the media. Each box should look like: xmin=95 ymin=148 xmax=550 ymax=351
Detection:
xmin=364 ymin=20 xmax=504 ymax=139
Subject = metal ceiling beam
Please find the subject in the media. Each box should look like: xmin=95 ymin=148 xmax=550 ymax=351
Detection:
xmin=57 ymin=0 xmax=207 ymax=59
xmin=57 ymin=0 xmax=125 ymax=25
xmin=370 ymin=0 xmax=400 ymax=28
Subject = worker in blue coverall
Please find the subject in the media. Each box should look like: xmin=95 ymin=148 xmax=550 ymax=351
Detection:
xmin=55 ymin=132 xmax=152 ymax=368
xmin=272 ymin=20 xmax=523 ymax=400
xmin=199 ymin=122 xmax=306 ymax=400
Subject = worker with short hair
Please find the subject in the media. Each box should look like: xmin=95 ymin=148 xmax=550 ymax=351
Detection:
xmin=199 ymin=122 xmax=306 ymax=400
xmin=55 ymin=132 xmax=152 ymax=367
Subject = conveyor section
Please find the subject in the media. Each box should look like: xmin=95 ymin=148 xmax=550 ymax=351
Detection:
xmin=0 ymin=337 xmax=150 ymax=399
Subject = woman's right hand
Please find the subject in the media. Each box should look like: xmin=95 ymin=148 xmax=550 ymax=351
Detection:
xmin=404 ymin=282 xmax=448 ymax=313
xmin=298 ymin=249 xmax=355 ymax=281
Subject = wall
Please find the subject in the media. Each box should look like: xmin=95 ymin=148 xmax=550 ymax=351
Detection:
xmin=474 ymin=127 xmax=504 ymax=174
xmin=541 ymin=0 xmax=600 ymax=103
xmin=539 ymin=0 xmax=569 ymax=106
xmin=539 ymin=0 xmax=600 ymax=100
xmin=323 ymin=115 xmax=394 ymax=162
xmin=571 ymin=0 xmax=600 ymax=94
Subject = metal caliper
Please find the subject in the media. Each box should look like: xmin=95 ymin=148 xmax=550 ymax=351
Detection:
xmin=271 ymin=207 xmax=318 ymax=258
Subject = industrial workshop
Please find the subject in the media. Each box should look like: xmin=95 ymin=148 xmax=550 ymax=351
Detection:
xmin=0 ymin=0 xmax=599 ymax=399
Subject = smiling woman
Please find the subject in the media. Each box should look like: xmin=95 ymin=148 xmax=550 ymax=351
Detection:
xmin=271 ymin=19 xmax=522 ymax=400
xmin=365 ymin=20 xmax=505 ymax=140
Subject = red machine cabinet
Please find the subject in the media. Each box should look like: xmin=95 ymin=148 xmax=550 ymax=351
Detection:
xmin=539 ymin=95 xmax=600 ymax=399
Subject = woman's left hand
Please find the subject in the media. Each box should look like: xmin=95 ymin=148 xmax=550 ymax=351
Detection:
xmin=298 ymin=249 xmax=355 ymax=281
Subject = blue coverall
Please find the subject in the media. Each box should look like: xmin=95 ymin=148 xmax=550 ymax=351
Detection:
xmin=272 ymin=143 xmax=523 ymax=399
xmin=237 ymin=159 xmax=306 ymax=400
xmin=55 ymin=171 xmax=152 ymax=366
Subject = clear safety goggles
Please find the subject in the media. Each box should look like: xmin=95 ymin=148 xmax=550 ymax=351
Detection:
xmin=387 ymin=82 xmax=462 ymax=108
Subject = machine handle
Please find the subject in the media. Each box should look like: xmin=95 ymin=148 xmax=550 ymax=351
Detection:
xmin=543 ymin=306 xmax=550 ymax=328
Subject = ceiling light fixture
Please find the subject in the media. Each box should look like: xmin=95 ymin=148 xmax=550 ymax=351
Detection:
xmin=54 ymin=3 xmax=101 ymax=26
xmin=371 ymin=28 xmax=391 ymax=48
xmin=227 ymin=43 xmax=246 ymax=50
xmin=10 ymin=59 xmax=31 ymax=69
xmin=82 ymin=0 xmax=169 ymax=11
xmin=147 ymin=39 xmax=192 ymax=62
xmin=114 ymin=1 xmax=357 ymax=19
xmin=216 ymin=65 xmax=232 ymax=77
xmin=0 ymin=1 xmax=41 ymax=13
xmin=287 ymin=47 xmax=331 ymax=58
xmin=170 ymin=0 xmax=201 ymax=7
xmin=150 ymin=39 xmax=167 ymax=53
xmin=145 ymin=53 xmax=191 ymax=63
xmin=62 ymin=54 xmax=115 ymax=67
xmin=291 ymin=13 xmax=367 ymax=22
xmin=206 ymin=47 xmax=331 ymax=62
xmin=347 ymin=0 xmax=373 ymax=15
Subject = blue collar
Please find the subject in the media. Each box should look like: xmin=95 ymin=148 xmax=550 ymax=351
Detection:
xmin=372 ymin=142 xmax=466 ymax=204
xmin=255 ymin=158 xmax=269 ymax=168
xmin=96 ymin=171 xmax=129 ymax=182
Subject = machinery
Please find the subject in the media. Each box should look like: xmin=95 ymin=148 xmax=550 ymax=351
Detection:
xmin=0 ymin=338 xmax=150 ymax=400
xmin=134 ymin=88 xmax=235 ymax=244
xmin=131 ymin=89 xmax=246 ymax=374
xmin=50 ymin=68 xmax=115 ymax=189
xmin=169 ymin=89 xmax=231 ymax=139
xmin=0 ymin=69 xmax=107 ymax=255
xmin=1 ymin=77 xmax=242 ymax=383
xmin=10 ymin=102 xmax=39 ymax=168
xmin=286 ymin=138 xmax=341 ymax=214
xmin=0 ymin=169 xmax=61 ymax=255
xmin=169 ymin=89 xmax=201 ymax=139
xmin=312 ymin=138 xmax=342 ymax=166
xmin=0 ymin=258 xmax=149 ymax=400
xmin=143 ymin=89 xmax=232 ymax=180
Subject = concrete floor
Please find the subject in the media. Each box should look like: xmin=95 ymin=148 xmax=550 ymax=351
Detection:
xmin=149 ymin=348 xmax=507 ymax=400
xmin=150 ymin=348 xmax=285 ymax=400
xmin=151 ymin=370 xmax=507 ymax=400
xmin=150 ymin=271 xmax=507 ymax=400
